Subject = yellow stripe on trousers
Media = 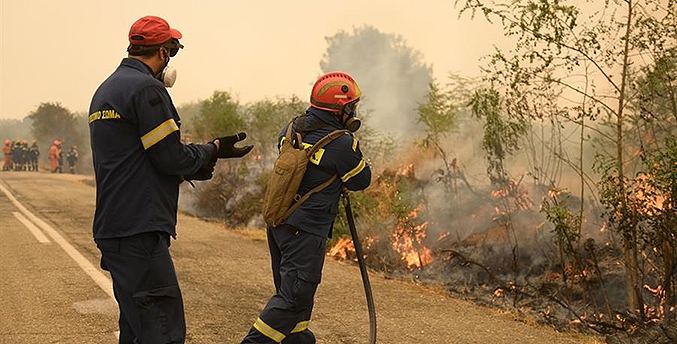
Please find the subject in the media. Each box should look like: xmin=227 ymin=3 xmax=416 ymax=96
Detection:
xmin=253 ymin=317 xmax=286 ymax=343
xmin=251 ymin=318 xmax=311 ymax=342
xmin=291 ymin=320 xmax=309 ymax=333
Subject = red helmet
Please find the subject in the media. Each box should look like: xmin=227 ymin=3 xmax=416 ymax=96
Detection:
xmin=310 ymin=72 xmax=361 ymax=113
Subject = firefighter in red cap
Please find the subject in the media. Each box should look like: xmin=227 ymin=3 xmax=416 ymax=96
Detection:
xmin=2 ymin=140 xmax=11 ymax=171
xmin=48 ymin=140 xmax=60 ymax=173
xmin=89 ymin=15 xmax=252 ymax=344
xmin=241 ymin=72 xmax=371 ymax=344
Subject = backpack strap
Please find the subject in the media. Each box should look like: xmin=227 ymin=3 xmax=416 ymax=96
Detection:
xmin=283 ymin=119 xmax=294 ymax=143
xmin=307 ymin=130 xmax=350 ymax=158
xmin=283 ymin=116 xmax=305 ymax=149
xmin=283 ymin=174 xmax=338 ymax=220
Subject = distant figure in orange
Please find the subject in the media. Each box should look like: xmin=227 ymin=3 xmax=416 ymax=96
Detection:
xmin=49 ymin=141 xmax=61 ymax=173
xmin=2 ymin=140 xmax=11 ymax=171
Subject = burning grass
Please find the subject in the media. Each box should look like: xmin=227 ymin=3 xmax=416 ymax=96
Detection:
xmin=180 ymin=140 xmax=676 ymax=343
xmin=325 ymin=147 xmax=677 ymax=343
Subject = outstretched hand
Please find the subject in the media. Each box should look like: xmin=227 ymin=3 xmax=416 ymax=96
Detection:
xmin=213 ymin=132 xmax=254 ymax=159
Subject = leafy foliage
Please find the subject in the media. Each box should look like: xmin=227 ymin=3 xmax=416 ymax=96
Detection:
xmin=470 ymin=87 xmax=527 ymax=185
xmin=246 ymin=96 xmax=306 ymax=166
xmin=191 ymin=91 xmax=245 ymax=141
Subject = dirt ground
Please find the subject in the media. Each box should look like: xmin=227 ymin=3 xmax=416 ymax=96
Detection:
xmin=0 ymin=171 xmax=603 ymax=344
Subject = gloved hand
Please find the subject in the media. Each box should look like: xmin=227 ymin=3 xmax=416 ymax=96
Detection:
xmin=213 ymin=132 xmax=254 ymax=159
xmin=183 ymin=159 xmax=216 ymax=183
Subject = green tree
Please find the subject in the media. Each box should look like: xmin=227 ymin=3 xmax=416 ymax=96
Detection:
xmin=457 ymin=0 xmax=676 ymax=315
xmin=192 ymin=91 xmax=245 ymax=141
xmin=417 ymin=81 xmax=457 ymax=193
xmin=246 ymin=96 xmax=305 ymax=167
xmin=641 ymin=138 xmax=677 ymax=322
xmin=470 ymin=87 xmax=528 ymax=268
xmin=632 ymin=50 xmax=677 ymax=147
xmin=28 ymin=102 xmax=84 ymax=150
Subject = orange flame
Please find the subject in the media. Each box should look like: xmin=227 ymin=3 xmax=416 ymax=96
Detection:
xmin=397 ymin=163 xmax=415 ymax=176
xmin=327 ymin=238 xmax=354 ymax=260
xmin=391 ymin=204 xmax=434 ymax=269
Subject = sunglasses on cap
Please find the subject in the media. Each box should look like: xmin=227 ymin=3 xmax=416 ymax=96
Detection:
xmin=162 ymin=38 xmax=184 ymax=57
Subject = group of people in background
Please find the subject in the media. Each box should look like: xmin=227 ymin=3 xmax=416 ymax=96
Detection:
xmin=2 ymin=139 xmax=39 ymax=171
xmin=2 ymin=139 xmax=78 ymax=174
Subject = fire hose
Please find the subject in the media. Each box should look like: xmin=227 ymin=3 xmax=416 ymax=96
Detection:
xmin=342 ymin=191 xmax=377 ymax=344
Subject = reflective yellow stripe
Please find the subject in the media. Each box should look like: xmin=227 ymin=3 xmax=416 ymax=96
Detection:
xmin=300 ymin=142 xmax=325 ymax=165
xmin=352 ymin=138 xmax=358 ymax=151
xmin=317 ymin=81 xmax=349 ymax=96
xmin=141 ymin=119 xmax=179 ymax=150
xmin=253 ymin=317 xmax=285 ymax=343
xmin=291 ymin=320 xmax=310 ymax=333
xmin=341 ymin=158 xmax=366 ymax=182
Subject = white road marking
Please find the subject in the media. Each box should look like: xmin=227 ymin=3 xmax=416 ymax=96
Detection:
xmin=0 ymin=183 xmax=114 ymax=299
xmin=12 ymin=211 xmax=51 ymax=244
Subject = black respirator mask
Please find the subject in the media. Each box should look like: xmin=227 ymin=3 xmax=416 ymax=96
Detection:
xmin=341 ymin=100 xmax=361 ymax=133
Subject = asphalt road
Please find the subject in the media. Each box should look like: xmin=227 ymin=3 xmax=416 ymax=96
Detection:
xmin=0 ymin=171 xmax=602 ymax=344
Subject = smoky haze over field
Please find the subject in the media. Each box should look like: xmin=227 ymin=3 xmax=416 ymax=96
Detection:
xmin=3 ymin=1 xmax=503 ymax=121
xmin=320 ymin=26 xmax=433 ymax=139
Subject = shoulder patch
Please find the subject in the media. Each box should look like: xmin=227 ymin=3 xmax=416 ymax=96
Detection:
xmin=149 ymin=97 xmax=161 ymax=106
xmin=300 ymin=142 xmax=326 ymax=165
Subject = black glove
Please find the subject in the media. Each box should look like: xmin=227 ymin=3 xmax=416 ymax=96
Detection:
xmin=183 ymin=159 xmax=216 ymax=184
xmin=213 ymin=132 xmax=254 ymax=158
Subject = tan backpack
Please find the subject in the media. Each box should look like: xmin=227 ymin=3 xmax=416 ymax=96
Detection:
xmin=262 ymin=117 xmax=349 ymax=227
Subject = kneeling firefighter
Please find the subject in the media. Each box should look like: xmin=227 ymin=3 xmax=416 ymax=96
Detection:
xmin=241 ymin=72 xmax=371 ymax=344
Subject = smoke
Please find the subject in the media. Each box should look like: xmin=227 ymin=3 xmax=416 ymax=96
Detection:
xmin=0 ymin=118 xmax=33 ymax=142
xmin=418 ymin=114 xmax=610 ymax=246
xmin=320 ymin=25 xmax=433 ymax=139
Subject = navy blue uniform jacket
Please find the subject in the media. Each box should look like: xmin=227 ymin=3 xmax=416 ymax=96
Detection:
xmin=89 ymin=58 xmax=214 ymax=239
xmin=280 ymin=107 xmax=371 ymax=238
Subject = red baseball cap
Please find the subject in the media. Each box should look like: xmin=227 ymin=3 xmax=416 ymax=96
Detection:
xmin=128 ymin=16 xmax=182 ymax=46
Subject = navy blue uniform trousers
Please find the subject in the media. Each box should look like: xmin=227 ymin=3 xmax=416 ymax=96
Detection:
xmin=241 ymin=225 xmax=326 ymax=344
xmin=96 ymin=231 xmax=185 ymax=344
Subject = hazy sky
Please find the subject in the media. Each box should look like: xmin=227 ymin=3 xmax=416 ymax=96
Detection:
xmin=0 ymin=0 xmax=503 ymax=120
